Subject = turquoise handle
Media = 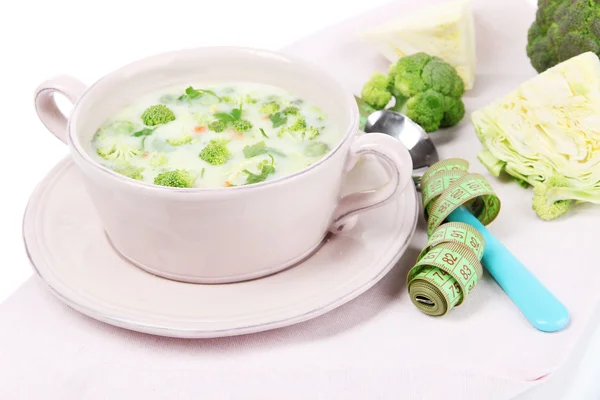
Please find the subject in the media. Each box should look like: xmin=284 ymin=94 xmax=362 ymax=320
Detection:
xmin=447 ymin=206 xmax=570 ymax=332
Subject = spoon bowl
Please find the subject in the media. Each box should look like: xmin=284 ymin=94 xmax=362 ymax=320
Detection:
xmin=364 ymin=110 xmax=439 ymax=170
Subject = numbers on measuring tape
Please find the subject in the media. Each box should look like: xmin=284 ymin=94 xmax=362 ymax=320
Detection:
xmin=451 ymin=230 xmax=464 ymax=239
xmin=442 ymin=253 xmax=457 ymax=265
xmin=408 ymin=159 xmax=500 ymax=317
xmin=460 ymin=265 xmax=472 ymax=280
xmin=451 ymin=188 xmax=465 ymax=199
xmin=467 ymin=181 xmax=481 ymax=191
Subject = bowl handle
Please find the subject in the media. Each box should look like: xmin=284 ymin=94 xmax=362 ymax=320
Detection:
xmin=330 ymin=132 xmax=413 ymax=233
xmin=34 ymin=75 xmax=87 ymax=144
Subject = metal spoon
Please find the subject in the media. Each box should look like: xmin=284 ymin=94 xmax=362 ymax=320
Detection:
xmin=364 ymin=110 xmax=438 ymax=190
xmin=363 ymin=108 xmax=569 ymax=333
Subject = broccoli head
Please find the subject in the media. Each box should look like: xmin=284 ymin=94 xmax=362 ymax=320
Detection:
xmin=259 ymin=101 xmax=280 ymax=115
xmin=141 ymin=104 xmax=176 ymax=126
xmin=527 ymin=0 xmax=600 ymax=73
xmin=199 ymin=139 xmax=231 ymax=165
xmin=360 ymin=52 xmax=465 ymax=133
xmin=361 ymin=72 xmax=393 ymax=109
xmin=113 ymin=165 xmax=144 ymax=181
xmin=154 ymin=170 xmax=196 ymax=188
xmin=232 ymin=119 xmax=253 ymax=133
xmin=532 ymin=176 xmax=572 ymax=220
xmin=208 ymin=120 xmax=227 ymax=132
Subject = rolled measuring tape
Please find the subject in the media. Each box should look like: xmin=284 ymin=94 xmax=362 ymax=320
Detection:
xmin=407 ymin=158 xmax=501 ymax=316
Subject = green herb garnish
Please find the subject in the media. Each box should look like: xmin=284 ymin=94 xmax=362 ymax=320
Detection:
xmin=178 ymin=86 xmax=221 ymax=102
xmin=215 ymin=102 xmax=243 ymax=123
xmin=243 ymin=155 xmax=276 ymax=185
xmin=201 ymin=168 xmax=205 ymax=178
xmin=270 ymin=112 xmax=288 ymax=128
xmin=133 ymin=127 xmax=156 ymax=137
xmin=243 ymin=141 xmax=268 ymax=158
xmin=260 ymin=128 xmax=268 ymax=138
xmin=243 ymin=141 xmax=286 ymax=159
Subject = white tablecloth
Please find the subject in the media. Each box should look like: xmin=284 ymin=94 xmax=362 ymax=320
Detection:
xmin=2 ymin=1 xmax=600 ymax=399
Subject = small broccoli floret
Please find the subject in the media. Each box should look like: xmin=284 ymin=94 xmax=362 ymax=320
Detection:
xmin=394 ymin=89 xmax=445 ymax=133
xmin=532 ymin=176 xmax=572 ymax=220
xmin=282 ymin=106 xmax=300 ymax=116
xmin=277 ymin=116 xmax=307 ymax=137
xmin=149 ymin=152 xmax=168 ymax=167
xmin=440 ymin=96 xmax=466 ymax=127
xmin=233 ymin=119 xmax=253 ymax=133
xmin=361 ymin=72 xmax=393 ymax=110
xmin=304 ymin=126 xmax=320 ymax=140
xmin=208 ymin=120 xmax=228 ymax=132
xmin=96 ymin=139 xmax=142 ymax=161
xmin=289 ymin=116 xmax=307 ymax=131
xmin=154 ymin=170 xmax=196 ymax=188
xmin=422 ymin=58 xmax=465 ymax=97
xmin=113 ymin=165 xmax=144 ymax=180
xmin=259 ymin=101 xmax=280 ymax=115
xmin=166 ymin=133 xmax=193 ymax=146
xmin=394 ymin=52 xmax=432 ymax=96
xmin=141 ymin=105 xmax=176 ymax=126
xmin=199 ymin=139 xmax=231 ymax=165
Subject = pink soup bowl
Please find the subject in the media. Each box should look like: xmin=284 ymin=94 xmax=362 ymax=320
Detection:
xmin=34 ymin=47 xmax=413 ymax=283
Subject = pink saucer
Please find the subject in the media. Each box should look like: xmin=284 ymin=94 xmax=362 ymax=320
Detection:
xmin=23 ymin=156 xmax=418 ymax=338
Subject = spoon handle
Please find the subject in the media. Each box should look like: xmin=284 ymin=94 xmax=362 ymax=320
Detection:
xmin=447 ymin=206 xmax=570 ymax=332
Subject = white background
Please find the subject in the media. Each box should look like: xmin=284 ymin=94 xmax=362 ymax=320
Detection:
xmin=1 ymin=0 xmax=599 ymax=399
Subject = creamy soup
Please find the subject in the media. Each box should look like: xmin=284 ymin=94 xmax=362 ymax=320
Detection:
xmin=89 ymin=83 xmax=340 ymax=188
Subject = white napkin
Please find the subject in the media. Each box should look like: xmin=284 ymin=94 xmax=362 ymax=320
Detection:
xmin=2 ymin=1 xmax=600 ymax=399
xmin=1 ymin=276 xmax=536 ymax=400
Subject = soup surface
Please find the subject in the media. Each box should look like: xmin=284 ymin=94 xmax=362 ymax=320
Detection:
xmin=89 ymin=83 xmax=340 ymax=188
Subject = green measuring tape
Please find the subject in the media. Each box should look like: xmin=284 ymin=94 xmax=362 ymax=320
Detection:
xmin=408 ymin=158 xmax=501 ymax=316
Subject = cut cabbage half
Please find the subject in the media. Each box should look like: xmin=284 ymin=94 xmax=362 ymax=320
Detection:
xmin=472 ymin=52 xmax=600 ymax=219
